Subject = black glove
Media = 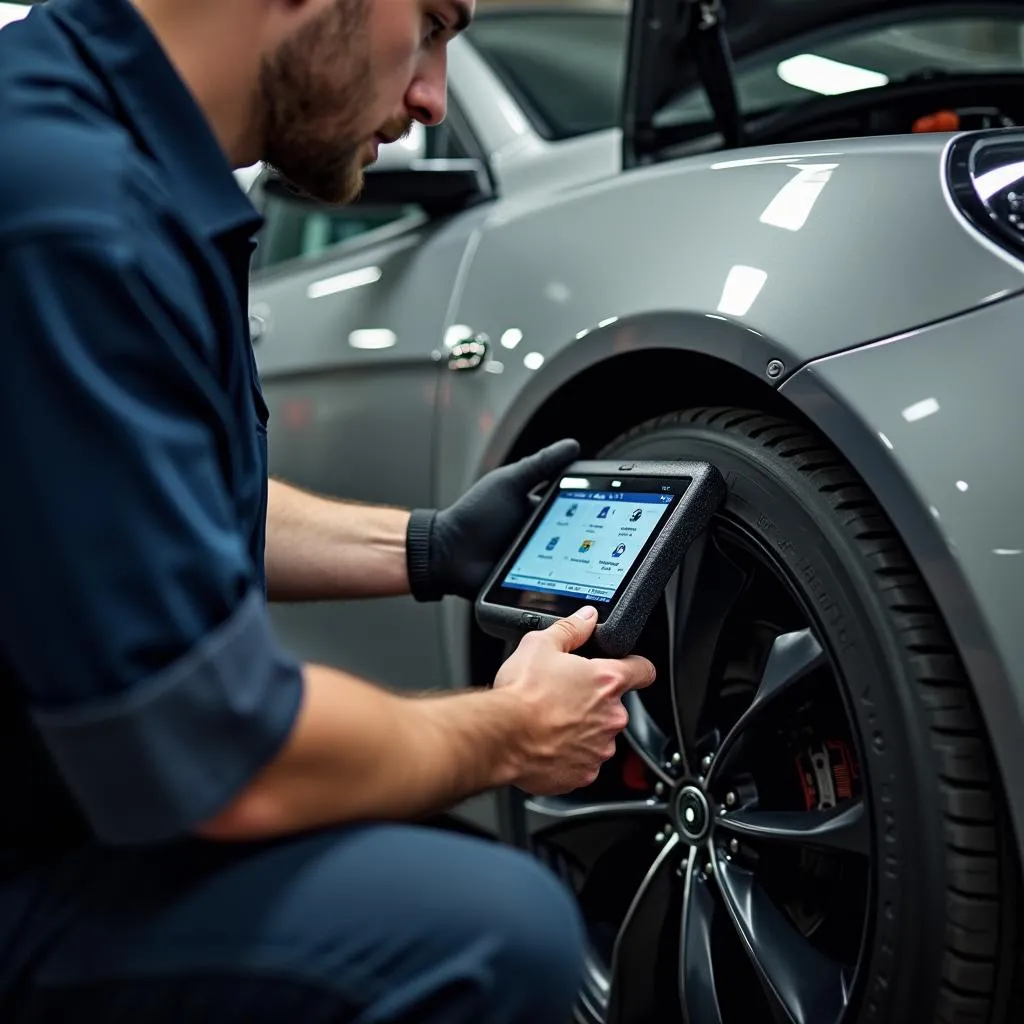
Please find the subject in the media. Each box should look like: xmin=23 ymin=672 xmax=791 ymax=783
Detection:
xmin=406 ymin=438 xmax=581 ymax=601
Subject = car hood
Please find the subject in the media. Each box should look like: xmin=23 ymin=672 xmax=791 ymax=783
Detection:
xmin=622 ymin=0 xmax=1021 ymax=165
xmin=707 ymin=0 xmax=974 ymax=61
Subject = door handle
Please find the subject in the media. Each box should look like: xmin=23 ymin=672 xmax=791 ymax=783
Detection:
xmin=249 ymin=313 xmax=267 ymax=344
xmin=447 ymin=335 xmax=489 ymax=371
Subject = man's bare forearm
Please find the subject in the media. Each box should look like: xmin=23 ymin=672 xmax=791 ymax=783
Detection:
xmin=197 ymin=663 xmax=526 ymax=840
xmin=265 ymin=478 xmax=411 ymax=601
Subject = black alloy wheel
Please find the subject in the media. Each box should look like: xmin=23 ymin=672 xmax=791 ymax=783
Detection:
xmin=495 ymin=408 xmax=1018 ymax=1024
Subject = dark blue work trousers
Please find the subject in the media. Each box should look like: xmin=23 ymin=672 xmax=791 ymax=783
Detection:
xmin=2 ymin=823 xmax=585 ymax=1023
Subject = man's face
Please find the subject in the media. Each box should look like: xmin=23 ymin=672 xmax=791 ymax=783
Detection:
xmin=258 ymin=0 xmax=472 ymax=205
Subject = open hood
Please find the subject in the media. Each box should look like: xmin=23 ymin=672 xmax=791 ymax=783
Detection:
xmin=621 ymin=0 xmax=1020 ymax=167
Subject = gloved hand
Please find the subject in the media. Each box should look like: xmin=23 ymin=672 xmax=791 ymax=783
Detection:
xmin=406 ymin=438 xmax=581 ymax=601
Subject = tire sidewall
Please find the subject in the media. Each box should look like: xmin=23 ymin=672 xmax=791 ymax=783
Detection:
xmin=604 ymin=421 xmax=947 ymax=1023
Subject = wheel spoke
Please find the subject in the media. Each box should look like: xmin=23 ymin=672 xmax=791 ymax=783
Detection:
xmin=711 ymin=629 xmax=827 ymax=776
xmin=716 ymin=856 xmax=850 ymax=1024
xmin=623 ymin=691 xmax=675 ymax=785
xmin=522 ymin=795 xmax=668 ymax=873
xmin=523 ymin=795 xmax=668 ymax=837
xmin=718 ymin=799 xmax=870 ymax=857
xmin=679 ymin=857 xmax=725 ymax=1024
xmin=666 ymin=532 xmax=749 ymax=772
xmin=606 ymin=833 xmax=683 ymax=1024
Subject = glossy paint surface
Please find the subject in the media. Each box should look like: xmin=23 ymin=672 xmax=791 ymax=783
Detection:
xmin=781 ymin=292 xmax=1024 ymax=846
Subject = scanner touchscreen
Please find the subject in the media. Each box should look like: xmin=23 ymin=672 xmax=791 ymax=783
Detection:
xmin=500 ymin=487 xmax=674 ymax=604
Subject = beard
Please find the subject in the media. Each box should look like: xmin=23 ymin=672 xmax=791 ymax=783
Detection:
xmin=257 ymin=0 xmax=376 ymax=205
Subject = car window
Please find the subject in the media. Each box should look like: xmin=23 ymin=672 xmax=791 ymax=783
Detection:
xmin=253 ymin=198 xmax=417 ymax=272
xmin=465 ymin=9 xmax=1024 ymax=140
xmin=252 ymin=118 xmax=470 ymax=272
xmin=465 ymin=11 xmax=627 ymax=140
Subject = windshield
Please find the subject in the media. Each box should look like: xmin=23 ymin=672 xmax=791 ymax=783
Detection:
xmin=465 ymin=7 xmax=1024 ymax=140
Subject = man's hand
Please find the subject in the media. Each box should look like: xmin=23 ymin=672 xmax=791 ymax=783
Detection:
xmin=197 ymin=603 xmax=654 ymax=841
xmin=496 ymin=606 xmax=656 ymax=795
xmin=406 ymin=438 xmax=580 ymax=602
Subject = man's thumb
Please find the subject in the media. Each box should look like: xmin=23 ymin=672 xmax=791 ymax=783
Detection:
xmin=548 ymin=605 xmax=598 ymax=651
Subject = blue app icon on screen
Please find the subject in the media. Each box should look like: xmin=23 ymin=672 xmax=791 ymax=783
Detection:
xmin=596 ymin=506 xmax=610 ymax=519
xmin=546 ymin=536 xmax=560 ymax=551
xmin=612 ymin=543 xmax=626 ymax=558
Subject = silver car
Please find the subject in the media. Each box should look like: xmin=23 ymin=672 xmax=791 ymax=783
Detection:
xmin=246 ymin=2 xmax=1024 ymax=1022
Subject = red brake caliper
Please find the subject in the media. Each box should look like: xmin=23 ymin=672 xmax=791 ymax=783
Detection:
xmin=622 ymin=750 xmax=650 ymax=791
xmin=795 ymin=738 xmax=858 ymax=810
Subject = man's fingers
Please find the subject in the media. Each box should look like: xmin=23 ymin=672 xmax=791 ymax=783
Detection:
xmin=516 ymin=438 xmax=580 ymax=486
xmin=544 ymin=605 xmax=598 ymax=652
xmin=608 ymin=655 xmax=657 ymax=694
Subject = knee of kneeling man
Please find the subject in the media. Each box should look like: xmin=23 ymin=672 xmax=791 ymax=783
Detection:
xmin=488 ymin=850 xmax=586 ymax=991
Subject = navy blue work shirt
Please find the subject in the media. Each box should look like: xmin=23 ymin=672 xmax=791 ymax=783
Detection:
xmin=0 ymin=0 xmax=304 ymax=857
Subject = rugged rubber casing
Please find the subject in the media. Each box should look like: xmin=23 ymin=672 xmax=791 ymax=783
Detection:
xmin=475 ymin=460 xmax=726 ymax=658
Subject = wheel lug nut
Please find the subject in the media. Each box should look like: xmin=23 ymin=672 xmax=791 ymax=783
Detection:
xmin=705 ymin=860 xmax=714 ymax=875
xmin=701 ymin=755 xmax=713 ymax=772
xmin=671 ymin=752 xmax=682 ymax=767
xmin=728 ymin=838 xmax=740 ymax=855
xmin=725 ymin=791 xmax=737 ymax=807
xmin=655 ymin=831 xmax=666 ymax=844
xmin=654 ymin=782 xmax=665 ymax=797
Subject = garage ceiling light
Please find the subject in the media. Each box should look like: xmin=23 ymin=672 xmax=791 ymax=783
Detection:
xmin=777 ymin=54 xmax=889 ymax=96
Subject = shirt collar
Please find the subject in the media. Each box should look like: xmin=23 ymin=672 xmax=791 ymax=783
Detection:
xmin=48 ymin=0 xmax=263 ymax=242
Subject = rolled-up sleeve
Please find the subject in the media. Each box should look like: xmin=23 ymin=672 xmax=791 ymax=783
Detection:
xmin=0 ymin=226 xmax=304 ymax=846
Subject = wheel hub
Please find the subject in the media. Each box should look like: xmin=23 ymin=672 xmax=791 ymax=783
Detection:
xmin=673 ymin=784 xmax=712 ymax=843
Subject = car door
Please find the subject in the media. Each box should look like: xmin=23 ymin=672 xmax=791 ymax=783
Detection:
xmin=248 ymin=118 xmax=488 ymax=691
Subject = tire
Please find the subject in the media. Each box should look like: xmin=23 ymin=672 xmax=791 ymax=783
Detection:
xmin=500 ymin=406 xmax=1019 ymax=1024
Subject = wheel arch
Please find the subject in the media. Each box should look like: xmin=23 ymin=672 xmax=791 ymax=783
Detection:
xmin=472 ymin=310 xmax=797 ymax=474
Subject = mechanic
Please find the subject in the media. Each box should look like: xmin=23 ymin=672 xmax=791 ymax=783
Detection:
xmin=0 ymin=0 xmax=658 ymax=1021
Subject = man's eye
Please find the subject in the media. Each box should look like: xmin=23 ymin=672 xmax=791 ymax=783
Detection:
xmin=424 ymin=13 xmax=446 ymax=44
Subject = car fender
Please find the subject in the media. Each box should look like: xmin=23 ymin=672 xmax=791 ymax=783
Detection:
xmin=779 ymin=292 xmax=1024 ymax=862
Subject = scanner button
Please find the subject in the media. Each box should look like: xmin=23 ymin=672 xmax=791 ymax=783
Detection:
xmin=521 ymin=613 xmax=542 ymax=631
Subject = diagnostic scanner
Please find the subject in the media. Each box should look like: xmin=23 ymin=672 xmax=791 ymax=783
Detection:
xmin=475 ymin=460 xmax=726 ymax=658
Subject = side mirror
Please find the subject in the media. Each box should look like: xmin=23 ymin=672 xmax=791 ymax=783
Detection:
xmin=359 ymin=158 xmax=492 ymax=216
xmin=262 ymin=158 xmax=492 ymax=219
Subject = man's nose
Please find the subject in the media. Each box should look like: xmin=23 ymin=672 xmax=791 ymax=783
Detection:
xmin=405 ymin=52 xmax=448 ymax=127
